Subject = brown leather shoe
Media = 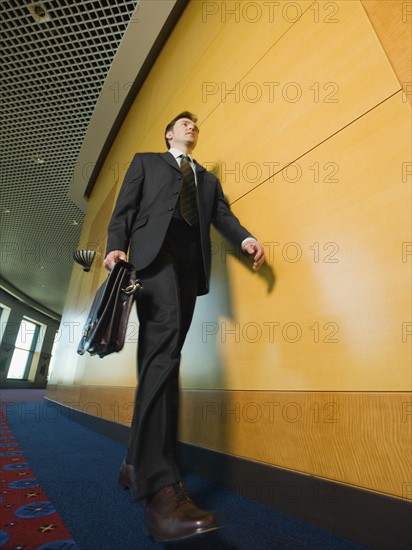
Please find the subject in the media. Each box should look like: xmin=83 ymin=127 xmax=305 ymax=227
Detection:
xmin=144 ymin=482 xmax=219 ymax=542
xmin=117 ymin=460 xmax=140 ymax=501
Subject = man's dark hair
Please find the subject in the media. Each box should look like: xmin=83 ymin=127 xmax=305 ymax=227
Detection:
xmin=164 ymin=111 xmax=198 ymax=149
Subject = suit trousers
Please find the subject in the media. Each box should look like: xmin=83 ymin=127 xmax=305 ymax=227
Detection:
xmin=126 ymin=219 xmax=200 ymax=500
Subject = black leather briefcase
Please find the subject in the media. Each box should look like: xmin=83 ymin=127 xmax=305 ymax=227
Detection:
xmin=77 ymin=260 xmax=141 ymax=358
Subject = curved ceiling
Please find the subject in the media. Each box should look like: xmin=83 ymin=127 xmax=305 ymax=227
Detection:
xmin=0 ymin=0 xmax=184 ymax=317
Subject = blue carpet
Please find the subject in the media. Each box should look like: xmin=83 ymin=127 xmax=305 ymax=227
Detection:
xmin=5 ymin=401 xmax=370 ymax=550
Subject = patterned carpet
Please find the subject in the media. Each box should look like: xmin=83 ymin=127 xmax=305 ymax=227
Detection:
xmin=0 ymin=404 xmax=79 ymax=549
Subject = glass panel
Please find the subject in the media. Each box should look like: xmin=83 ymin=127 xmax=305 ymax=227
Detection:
xmin=47 ymin=337 xmax=59 ymax=381
xmin=7 ymin=349 xmax=30 ymax=379
xmin=15 ymin=319 xmax=38 ymax=351
xmin=0 ymin=304 xmax=12 ymax=344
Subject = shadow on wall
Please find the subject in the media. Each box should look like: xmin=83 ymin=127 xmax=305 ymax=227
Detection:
xmin=180 ymin=209 xmax=276 ymax=474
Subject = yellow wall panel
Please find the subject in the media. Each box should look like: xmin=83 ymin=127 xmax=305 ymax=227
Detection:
xmin=182 ymin=92 xmax=411 ymax=391
xmin=76 ymin=385 xmax=136 ymax=424
xmin=197 ymin=0 xmax=401 ymax=203
xmin=46 ymin=383 xmax=81 ymax=406
xmin=179 ymin=389 xmax=411 ymax=499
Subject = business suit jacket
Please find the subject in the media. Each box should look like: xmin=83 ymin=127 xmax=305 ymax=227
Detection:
xmin=106 ymin=152 xmax=253 ymax=295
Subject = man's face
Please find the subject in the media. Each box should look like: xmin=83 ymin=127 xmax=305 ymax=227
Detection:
xmin=166 ymin=118 xmax=199 ymax=151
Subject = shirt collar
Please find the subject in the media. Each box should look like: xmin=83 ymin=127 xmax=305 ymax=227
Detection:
xmin=169 ymin=147 xmax=194 ymax=162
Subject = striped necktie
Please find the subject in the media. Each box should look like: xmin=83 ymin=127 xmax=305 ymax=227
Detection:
xmin=179 ymin=155 xmax=199 ymax=226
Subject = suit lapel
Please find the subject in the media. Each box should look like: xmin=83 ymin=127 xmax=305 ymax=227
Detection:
xmin=160 ymin=152 xmax=180 ymax=172
xmin=159 ymin=153 xmax=209 ymax=203
xmin=194 ymin=161 xmax=215 ymax=215
xmin=194 ymin=160 xmax=206 ymax=187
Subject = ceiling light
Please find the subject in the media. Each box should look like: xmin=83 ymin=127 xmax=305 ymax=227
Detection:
xmin=31 ymin=155 xmax=45 ymax=164
xmin=28 ymin=3 xmax=51 ymax=23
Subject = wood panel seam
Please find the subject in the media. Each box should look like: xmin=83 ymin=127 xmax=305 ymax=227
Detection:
xmin=200 ymin=1 xmax=316 ymax=130
xmin=230 ymin=88 xmax=403 ymax=206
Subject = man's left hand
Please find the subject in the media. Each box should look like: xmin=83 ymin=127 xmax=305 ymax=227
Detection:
xmin=243 ymin=241 xmax=265 ymax=271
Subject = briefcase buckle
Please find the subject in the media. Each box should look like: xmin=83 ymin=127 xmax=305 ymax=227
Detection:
xmin=122 ymin=280 xmax=142 ymax=295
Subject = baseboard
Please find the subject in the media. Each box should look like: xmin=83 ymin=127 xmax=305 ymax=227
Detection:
xmin=45 ymin=397 xmax=412 ymax=550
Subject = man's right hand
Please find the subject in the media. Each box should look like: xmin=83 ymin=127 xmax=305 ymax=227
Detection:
xmin=103 ymin=250 xmax=127 ymax=271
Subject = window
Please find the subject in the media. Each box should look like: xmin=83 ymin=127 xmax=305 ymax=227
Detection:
xmin=47 ymin=337 xmax=59 ymax=381
xmin=0 ymin=304 xmax=11 ymax=344
xmin=7 ymin=319 xmax=41 ymax=380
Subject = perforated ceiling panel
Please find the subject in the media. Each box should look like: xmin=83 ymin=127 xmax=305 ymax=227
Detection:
xmin=0 ymin=0 xmax=139 ymax=315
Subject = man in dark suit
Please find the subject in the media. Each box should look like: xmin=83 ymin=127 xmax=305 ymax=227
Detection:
xmin=104 ymin=112 xmax=265 ymax=543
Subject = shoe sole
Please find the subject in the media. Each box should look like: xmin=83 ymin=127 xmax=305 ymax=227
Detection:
xmin=144 ymin=524 xmax=220 ymax=543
